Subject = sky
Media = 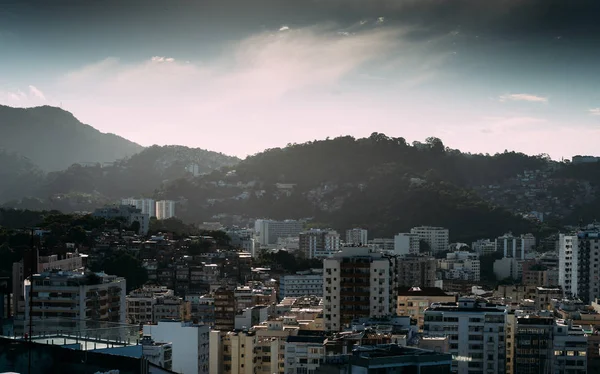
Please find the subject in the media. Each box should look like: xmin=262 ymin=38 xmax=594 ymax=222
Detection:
xmin=1 ymin=0 xmax=600 ymax=159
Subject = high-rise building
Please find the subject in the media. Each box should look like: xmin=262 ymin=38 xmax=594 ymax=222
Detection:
xmin=254 ymin=219 xmax=304 ymax=246
xmin=23 ymin=270 xmax=126 ymax=336
xmin=121 ymin=198 xmax=156 ymax=217
xmin=393 ymin=233 xmax=421 ymax=255
xmin=214 ymin=287 xmax=235 ymax=331
xmin=396 ymin=255 xmax=437 ymax=288
xmin=495 ymin=233 xmax=536 ymax=259
xmin=438 ymin=251 xmax=481 ymax=282
xmin=424 ymin=298 xmax=507 ymax=374
xmin=396 ymin=287 xmax=456 ymax=331
xmin=472 ymin=239 xmax=498 ymax=256
xmin=346 ymin=228 xmax=368 ymax=246
xmin=93 ymin=205 xmax=150 ymax=234
xmin=323 ymin=246 xmax=396 ymax=332
xmin=299 ymin=229 xmax=341 ymax=259
xmin=513 ymin=315 xmax=588 ymax=374
xmin=369 ymin=238 xmax=395 ymax=252
xmin=156 ymin=200 xmax=176 ymax=220
xmin=410 ymin=226 xmax=449 ymax=253
xmin=559 ymin=228 xmax=600 ymax=303
xmin=144 ymin=320 xmax=210 ymax=374
xmin=280 ymin=270 xmax=323 ymax=298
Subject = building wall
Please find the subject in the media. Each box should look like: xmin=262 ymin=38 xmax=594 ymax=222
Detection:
xmin=156 ymin=200 xmax=176 ymax=220
xmin=410 ymin=226 xmax=449 ymax=253
xmin=280 ymin=274 xmax=323 ymax=298
xmin=143 ymin=321 xmax=210 ymax=374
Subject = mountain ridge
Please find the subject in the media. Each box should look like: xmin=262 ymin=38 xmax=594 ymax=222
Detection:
xmin=0 ymin=105 xmax=143 ymax=171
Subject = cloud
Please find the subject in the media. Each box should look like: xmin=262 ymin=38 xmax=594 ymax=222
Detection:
xmin=151 ymin=56 xmax=175 ymax=63
xmin=279 ymin=26 xmax=290 ymax=32
xmin=499 ymin=93 xmax=548 ymax=103
xmin=589 ymin=108 xmax=600 ymax=116
xmin=28 ymin=85 xmax=46 ymax=100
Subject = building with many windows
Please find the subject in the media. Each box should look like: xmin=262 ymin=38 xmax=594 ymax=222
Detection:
xmin=156 ymin=200 xmax=176 ymax=220
xmin=410 ymin=226 xmax=449 ymax=253
xmin=254 ymin=219 xmax=304 ymax=246
xmin=279 ymin=270 xmax=323 ymax=299
xmin=323 ymin=246 xmax=396 ymax=332
xmin=393 ymin=233 xmax=421 ymax=255
xmin=346 ymin=228 xmax=368 ymax=246
xmin=396 ymin=287 xmax=456 ymax=331
xmin=396 ymin=255 xmax=437 ymax=288
xmin=559 ymin=227 xmax=600 ymax=303
xmin=496 ymin=233 xmax=536 ymax=259
xmin=299 ymin=229 xmax=341 ymax=259
xmin=121 ymin=197 xmax=156 ymax=217
xmin=423 ymin=298 xmax=507 ymax=374
xmin=23 ymin=270 xmax=126 ymax=336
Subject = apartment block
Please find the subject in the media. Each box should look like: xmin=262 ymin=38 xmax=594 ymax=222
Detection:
xmin=346 ymin=228 xmax=368 ymax=246
xmin=396 ymin=255 xmax=437 ymax=288
xmin=496 ymin=233 xmax=536 ymax=259
xmin=299 ymin=229 xmax=341 ymax=259
xmin=280 ymin=270 xmax=324 ymax=299
xmin=254 ymin=219 xmax=304 ymax=246
xmin=143 ymin=320 xmax=210 ymax=374
xmin=323 ymin=246 xmax=396 ymax=332
xmin=156 ymin=200 xmax=176 ymax=220
xmin=424 ymin=298 xmax=507 ymax=374
xmin=24 ymin=270 xmax=126 ymax=336
xmin=396 ymin=287 xmax=456 ymax=330
xmin=410 ymin=226 xmax=449 ymax=253
xmin=393 ymin=233 xmax=421 ymax=255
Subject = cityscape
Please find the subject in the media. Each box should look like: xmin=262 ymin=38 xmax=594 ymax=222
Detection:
xmin=3 ymin=0 xmax=600 ymax=373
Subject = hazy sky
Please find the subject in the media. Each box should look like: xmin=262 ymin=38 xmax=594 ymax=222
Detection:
xmin=1 ymin=0 xmax=600 ymax=159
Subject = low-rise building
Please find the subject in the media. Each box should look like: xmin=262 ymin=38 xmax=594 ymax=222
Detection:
xmin=396 ymin=287 xmax=456 ymax=330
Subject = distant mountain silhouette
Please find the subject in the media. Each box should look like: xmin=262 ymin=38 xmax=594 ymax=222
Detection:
xmin=0 ymin=105 xmax=143 ymax=171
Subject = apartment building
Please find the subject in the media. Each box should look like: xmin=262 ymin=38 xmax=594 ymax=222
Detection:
xmin=323 ymin=246 xmax=396 ymax=332
xmin=496 ymin=232 xmax=536 ymax=259
xmin=24 ymin=270 xmax=126 ymax=335
xmin=472 ymin=239 xmax=498 ymax=256
xmin=93 ymin=205 xmax=149 ymax=234
xmin=126 ymin=286 xmax=174 ymax=324
xmin=209 ymin=330 xmax=257 ymax=374
xmin=140 ymin=336 xmax=173 ymax=371
xmin=214 ymin=287 xmax=236 ymax=331
xmin=410 ymin=226 xmax=449 ymax=253
xmin=121 ymin=198 xmax=156 ymax=217
xmin=156 ymin=200 xmax=176 ymax=220
xmin=299 ymin=229 xmax=341 ymax=259
xmin=396 ymin=287 xmax=456 ymax=330
xmin=438 ymin=251 xmax=480 ymax=282
xmin=393 ymin=233 xmax=421 ymax=255
xmin=144 ymin=320 xmax=210 ymax=374
xmin=280 ymin=270 xmax=324 ymax=298
xmin=254 ymin=219 xmax=304 ymax=246
xmin=284 ymin=334 xmax=326 ymax=374
xmin=559 ymin=228 xmax=600 ymax=303
xmin=514 ymin=315 xmax=588 ymax=374
xmin=346 ymin=228 xmax=368 ymax=246
xmin=423 ymin=298 xmax=507 ymax=374
xmin=396 ymin=255 xmax=437 ymax=288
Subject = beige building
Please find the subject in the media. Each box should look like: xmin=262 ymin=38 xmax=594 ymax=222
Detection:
xmin=396 ymin=287 xmax=455 ymax=330
xmin=23 ymin=270 xmax=126 ymax=336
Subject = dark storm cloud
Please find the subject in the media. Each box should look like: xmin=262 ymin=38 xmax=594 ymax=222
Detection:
xmin=4 ymin=0 xmax=600 ymax=42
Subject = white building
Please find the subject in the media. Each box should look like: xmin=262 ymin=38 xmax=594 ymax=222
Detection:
xmin=93 ymin=205 xmax=149 ymax=234
xmin=284 ymin=334 xmax=326 ymax=374
xmin=143 ymin=320 xmax=210 ymax=374
xmin=471 ymin=239 xmax=497 ymax=256
xmin=323 ymin=246 xmax=396 ymax=332
xmin=23 ymin=270 xmax=126 ymax=336
xmin=254 ymin=219 xmax=304 ymax=246
xmin=393 ymin=233 xmax=421 ymax=255
xmin=495 ymin=233 xmax=536 ymax=259
xmin=299 ymin=229 xmax=341 ymax=259
xmin=156 ymin=200 xmax=176 ymax=220
xmin=558 ymin=227 xmax=600 ymax=303
xmin=346 ymin=228 xmax=368 ymax=246
xmin=438 ymin=251 xmax=480 ymax=282
xmin=369 ymin=238 xmax=395 ymax=252
xmin=121 ymin=198 xmax=156 ymax=217
xmin=558 ymin=233 xmax=578 ymax=298
xmin=410 ymin=226 xmax=449 ymax=253
xmin=279 ymin=270 xmax=324 ymax=298
xmin=140 ymin=336 xmax=173 ymax=371
xmin=424 ymin=298 xmax=507 ymax=374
